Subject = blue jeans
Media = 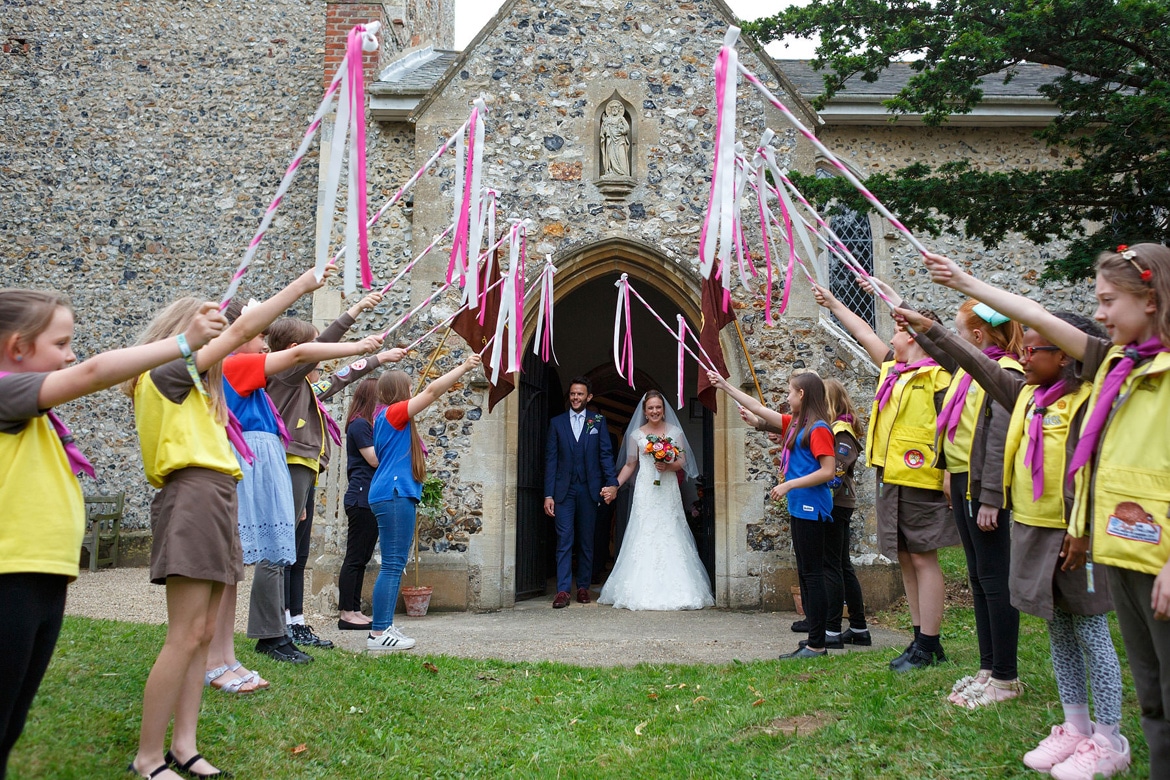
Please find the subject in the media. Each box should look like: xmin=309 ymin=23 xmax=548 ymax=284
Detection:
xmin=370 ymin=495 xmax=417 ymax=632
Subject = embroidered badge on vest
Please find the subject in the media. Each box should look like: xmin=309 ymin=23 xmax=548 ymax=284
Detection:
xmin=1106 ymin=501 xmax=1162 ymax=545
xmin=904 ymin=449 xmax=925 ymax=469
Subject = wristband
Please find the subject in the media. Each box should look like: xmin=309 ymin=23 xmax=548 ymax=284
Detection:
xmin=176 ymin=333 xmax=193 ymax=358
xmin=176 ymin=334 xmax=207 ymax=396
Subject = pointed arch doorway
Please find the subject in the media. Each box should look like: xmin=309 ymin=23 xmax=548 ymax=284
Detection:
xmin=513 ymin=240 xmax=717 ymax=602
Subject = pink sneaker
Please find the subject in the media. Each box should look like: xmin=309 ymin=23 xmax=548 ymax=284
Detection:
xmin=1050 ymin=732 xmax=1131 ymax=779
xmin=1023 ymin=724 xmax=1090 ymax=771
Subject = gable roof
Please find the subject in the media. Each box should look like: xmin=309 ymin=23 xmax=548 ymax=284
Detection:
xmin=402 ymin=0 xmax=818 ymax=126
xmin=779 ymin=60 xmax=1063 ymax=126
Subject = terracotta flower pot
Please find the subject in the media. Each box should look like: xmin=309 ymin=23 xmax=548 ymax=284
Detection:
xmin=789 ymin=585 xmax=804 ymax=616
xmin=401 ymin=585 xmax=434 ymax=617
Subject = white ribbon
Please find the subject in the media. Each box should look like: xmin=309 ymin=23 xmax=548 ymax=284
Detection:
xmin=698 ymin=26 xmax=740 ymax=281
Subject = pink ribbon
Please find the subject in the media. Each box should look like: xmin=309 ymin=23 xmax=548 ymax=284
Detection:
xmin=1023 ymin=380 xmax=1069 ymax=502
xmin=346 ymin=25 xmax=372 ymax=292
xmin=677 ymin=315 xmax=686 ymax=410
xmin=448 ymin=100 xmax=488 ymax=297
xmin=613 ymin=275 xmax=636 ymax=388
xmin=381 ymin=225 xmax=455 ymax=295
xmin=698 ymin=28 xmax=741 ymax=281
xmin=382 ymin=280 xmax=454 ymax=340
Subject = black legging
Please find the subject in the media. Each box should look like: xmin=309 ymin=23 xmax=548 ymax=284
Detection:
xmin=0 ymin=573 xmax=67 ymax=779
xmin=339 ymin=504 xmax=379 ymax=612
xmin=823 ymin=505 xmax=867 ymax=632
xmin=951 ymin=471 xmax=1018 ymax=680
xmin=791 ymin=517 xmax=827 ymax=649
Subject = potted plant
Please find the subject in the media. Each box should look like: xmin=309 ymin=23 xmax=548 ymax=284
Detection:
xmin=401 ymin=476 xmax=444 ymax=616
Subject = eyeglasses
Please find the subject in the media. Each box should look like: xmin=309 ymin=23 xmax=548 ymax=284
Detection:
xmin=1022 ymin=345 xmax=1062 ymax=359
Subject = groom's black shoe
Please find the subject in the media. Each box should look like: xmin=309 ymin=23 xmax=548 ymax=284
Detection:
xmin=576 ymin=587 xmax=591 ymax=604
xmin=552 ymin=591 xmax=571 ymax=608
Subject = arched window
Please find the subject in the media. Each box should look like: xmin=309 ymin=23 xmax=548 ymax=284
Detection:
xmin=816 ymin=168 xmax=876 ymax=329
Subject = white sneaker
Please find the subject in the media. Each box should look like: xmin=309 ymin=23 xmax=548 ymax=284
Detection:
xmin=367 ymin=629 xmax=415 ymax=651
xmin=387 ymin=624 xmax=415 ymax=643
xmin=1050 ymin=732 xmax=1131 ymax=780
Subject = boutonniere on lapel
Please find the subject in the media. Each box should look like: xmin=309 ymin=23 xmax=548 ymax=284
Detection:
xmin=585 ymin=416 xmax=597 ymax=431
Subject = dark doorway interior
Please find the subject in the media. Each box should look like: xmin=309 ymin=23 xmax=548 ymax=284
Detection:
xmin=514 ymin=272 xmax=715 ymax=601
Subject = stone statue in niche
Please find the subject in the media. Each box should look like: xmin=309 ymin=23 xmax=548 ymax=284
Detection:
xmin=600 ymin=100 xmax=631 ymax=178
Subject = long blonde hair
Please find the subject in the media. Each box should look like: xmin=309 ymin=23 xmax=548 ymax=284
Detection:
xmin=121 ymin=297 xmax=229 ymax=425
xmin=957 ymin=298 xmax=1025 ymax=356
xmin=824 ymin=377 xmax=862 ymax=439
xmin=376 ymin=370 xmax=426 ymax=482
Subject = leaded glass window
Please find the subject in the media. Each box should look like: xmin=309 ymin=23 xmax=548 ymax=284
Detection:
xmin=817 ymin=168 xmax=876 ymax=329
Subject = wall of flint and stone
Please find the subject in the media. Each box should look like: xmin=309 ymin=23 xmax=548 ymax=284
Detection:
xmin=2 ymin=0 xmax=1099 ymax=609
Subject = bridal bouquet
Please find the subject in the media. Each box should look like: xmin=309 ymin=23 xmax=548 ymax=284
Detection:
xmin=644 ymin=434 xmax=683 ymax=485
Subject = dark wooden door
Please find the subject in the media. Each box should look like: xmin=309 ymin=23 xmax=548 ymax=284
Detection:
xmin=692 ymin=406 xmax=716 ymax=589
xmin=515 ymin=349 xmax=560 ymax=600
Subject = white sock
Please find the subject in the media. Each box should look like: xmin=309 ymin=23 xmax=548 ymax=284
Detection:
xmin=1063 ymin=704 xmax=1091 ymax=737
xmin=290 ymin=614 xmax=305 ymax=626
xmin=826 ymin=631 xmax=841 ymax=638
xmin=1093 ymin=722 xmax=1124 ymax=751
xmin=284 ymin=609 xmax=292 ymax=624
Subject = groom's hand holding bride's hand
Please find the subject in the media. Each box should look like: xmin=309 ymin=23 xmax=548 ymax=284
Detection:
xmin=600 ymin=486 xmax=617 ymax=504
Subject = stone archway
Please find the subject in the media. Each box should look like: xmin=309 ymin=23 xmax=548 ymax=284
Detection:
xmin=491 ymin=237 xmax=733 ymax=607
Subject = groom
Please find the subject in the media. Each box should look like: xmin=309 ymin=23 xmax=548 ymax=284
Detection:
xmin=544 ymin=377 xmax=618 ymax=608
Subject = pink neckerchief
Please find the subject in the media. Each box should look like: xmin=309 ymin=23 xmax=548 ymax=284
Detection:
xmin=0 ymin=371 xmax=94 ymax=478
xmin=262 ymin=391 xmax=292 ymax=448
xmin=777 ymin=416 xmax=797 ymax=479
xmin=875 ymin=357 xmax=937 ymax=410
xmin=316 ymin=393 xmax=342 ymax=447
xmin=225 ymin=408 xmax=255 ymax=465
xmin=1068 ymin=337 xmax=1169 ymax=480
xmin=1023 ymin=379 xmax=1069 ymax=502
xmin=937 ymin=345 xmax=1011 ymax=442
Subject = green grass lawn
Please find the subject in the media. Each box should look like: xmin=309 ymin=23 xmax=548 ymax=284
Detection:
xmin=11 ymin=551 xmax=1150 ymax=778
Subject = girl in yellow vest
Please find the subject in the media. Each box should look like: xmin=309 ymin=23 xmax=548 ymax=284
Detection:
xmin=0 ymin=290 xmax=224 ymax=779
xmin=811 ymin=282 xmax=959 ymax=672
xmin=122 ymin=265 xmax=332 ymax=780
xmin=864 ymin=278 xmax=1026 ymax=706
xmin=898 ymin=304 xmax=1129 ymax=775
xmin=922 ymin=244 xmax=1170 ymax=779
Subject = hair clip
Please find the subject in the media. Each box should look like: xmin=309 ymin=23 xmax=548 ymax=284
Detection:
xmin=972 ymin=302 xmax=1010 ymax=327
xmin=1120 ymin=246 xmax=1152 ymax=283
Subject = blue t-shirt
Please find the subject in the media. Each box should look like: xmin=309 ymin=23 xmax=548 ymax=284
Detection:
xmin=344 ymin=417 xmax=376 ymax=508
xmin=368 ymin=400 xmax=422 ymax=503
xmin=785 ymin=421 xmax=835 ymax=521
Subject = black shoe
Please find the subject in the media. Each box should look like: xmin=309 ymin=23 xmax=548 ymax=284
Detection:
xmin=779 ymin=646 xmax=827 ymax=660
xmin=790 ymin=619 xmax=809 ymax=633
xmin=255 ymin=637 xmax=313 ymax=663
xmin=889 ymin=640 xmax=917 ymax=668
xmin=799 ymin=635 xmax=845 ymax=650
xmin=890 ymin=644 xmax=940 ymax=672
xmin=166 ymin=750 xmax=233 ymax=779
xmin=841 ymin=628 xmax=872 ymax=646
xmin=290 ymin=623 xmax=334 ymax=648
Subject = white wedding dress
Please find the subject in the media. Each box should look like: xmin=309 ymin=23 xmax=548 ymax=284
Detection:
xmin=598 ymin=426 xmax=715 ymax=611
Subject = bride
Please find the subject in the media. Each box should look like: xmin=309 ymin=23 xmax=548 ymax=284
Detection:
xmin=598 ymin=390 xmax=714 ymax=610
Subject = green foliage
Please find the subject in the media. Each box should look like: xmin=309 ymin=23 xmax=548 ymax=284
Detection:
xmin=420 ymin=476 xmax=444 ymax=509
xmin=744 ymin=0 xmax=1170 ymax=280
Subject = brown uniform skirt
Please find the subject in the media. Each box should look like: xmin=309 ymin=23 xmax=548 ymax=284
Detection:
xmin=875 ymin=467 xmax=959 ymax=559
xmin=1009 ymin=522 xmax=1112 ymax=621
xmin=149 ymin=467 xmax=244 ymax=586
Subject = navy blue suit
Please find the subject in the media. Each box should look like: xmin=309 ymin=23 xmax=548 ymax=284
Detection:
xmin=544 ymin=410 xmax=618 ymax=593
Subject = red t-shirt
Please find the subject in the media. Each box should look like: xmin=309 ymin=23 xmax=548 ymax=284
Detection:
xmin=779 ymin=414 xmax=835 ymax=459
xmin=222 ymin=353 xmax=267 ymax=396
xmin=384 ymin=400 xmax=410 ymax=431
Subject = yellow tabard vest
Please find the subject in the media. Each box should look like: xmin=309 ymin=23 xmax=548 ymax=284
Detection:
xmin=866 ymin=361 xmax=951 ymax=490
xmin=134 ymin=372 xmax=242 ymax=489
xmin=937 ymin=355 xmax=1023 ymax=476
xmin=1070 ymin=350 xmax=1170 ymax=576
xmin=1002 ymin=383 xmax=1092 ymax=529
xmin=0 ymin=414 xmax=85 ymax=579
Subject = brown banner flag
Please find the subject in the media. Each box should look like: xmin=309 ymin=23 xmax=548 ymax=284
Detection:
xmin=696 ymin=268 xmax=737 ymax=413
xmin=450 ymin=253 xmax=515 ymax=412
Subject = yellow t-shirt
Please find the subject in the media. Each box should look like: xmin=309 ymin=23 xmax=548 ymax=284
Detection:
xmin=0 ymin=372 xmax=85 ymax=579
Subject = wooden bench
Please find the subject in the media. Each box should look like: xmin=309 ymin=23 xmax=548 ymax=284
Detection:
xmin=82 ymin=492 xmax=124 ymax=572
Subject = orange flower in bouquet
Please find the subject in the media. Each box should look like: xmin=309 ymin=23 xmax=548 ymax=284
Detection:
xmin=644 ymin=434 xmax=683 ymax=485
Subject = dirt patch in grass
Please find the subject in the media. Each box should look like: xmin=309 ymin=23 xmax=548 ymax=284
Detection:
xmin=741 ymin=711 xmax=838 ymax=739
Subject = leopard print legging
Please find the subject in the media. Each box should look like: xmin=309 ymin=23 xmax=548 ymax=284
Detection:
xmin=1048 ymin=609 xmax=1123 ymax=726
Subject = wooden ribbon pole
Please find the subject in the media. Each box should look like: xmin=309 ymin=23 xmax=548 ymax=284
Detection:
xmin=733 ymin=319 xmax=765 ymax=403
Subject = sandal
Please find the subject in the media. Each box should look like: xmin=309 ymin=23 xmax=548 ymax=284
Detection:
xmin=947 ymin=669 xmax=991 ymax=705
xmin=203 ymin=665 xmax=258 ymax=695
xmin=228 ymin=661 xmax=269 ymax=690
xmin=166 ymin=751 xmax=233 ymax=779
xmin=126 ymin=761 xmax=170 ymax=778
xmin=958 ymin=677 xmax=1023 ymax=709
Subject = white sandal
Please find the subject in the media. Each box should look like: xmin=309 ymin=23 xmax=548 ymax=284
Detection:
xmin=229 ymin=661 xmax=269 ymax=690
xmin=204 ymin=664 xmax=258 ymax=695
xmin=948 ymin=670 xmax=991 ymax=705
xmin=959 ymin=677 xmax=1022 ymax=709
